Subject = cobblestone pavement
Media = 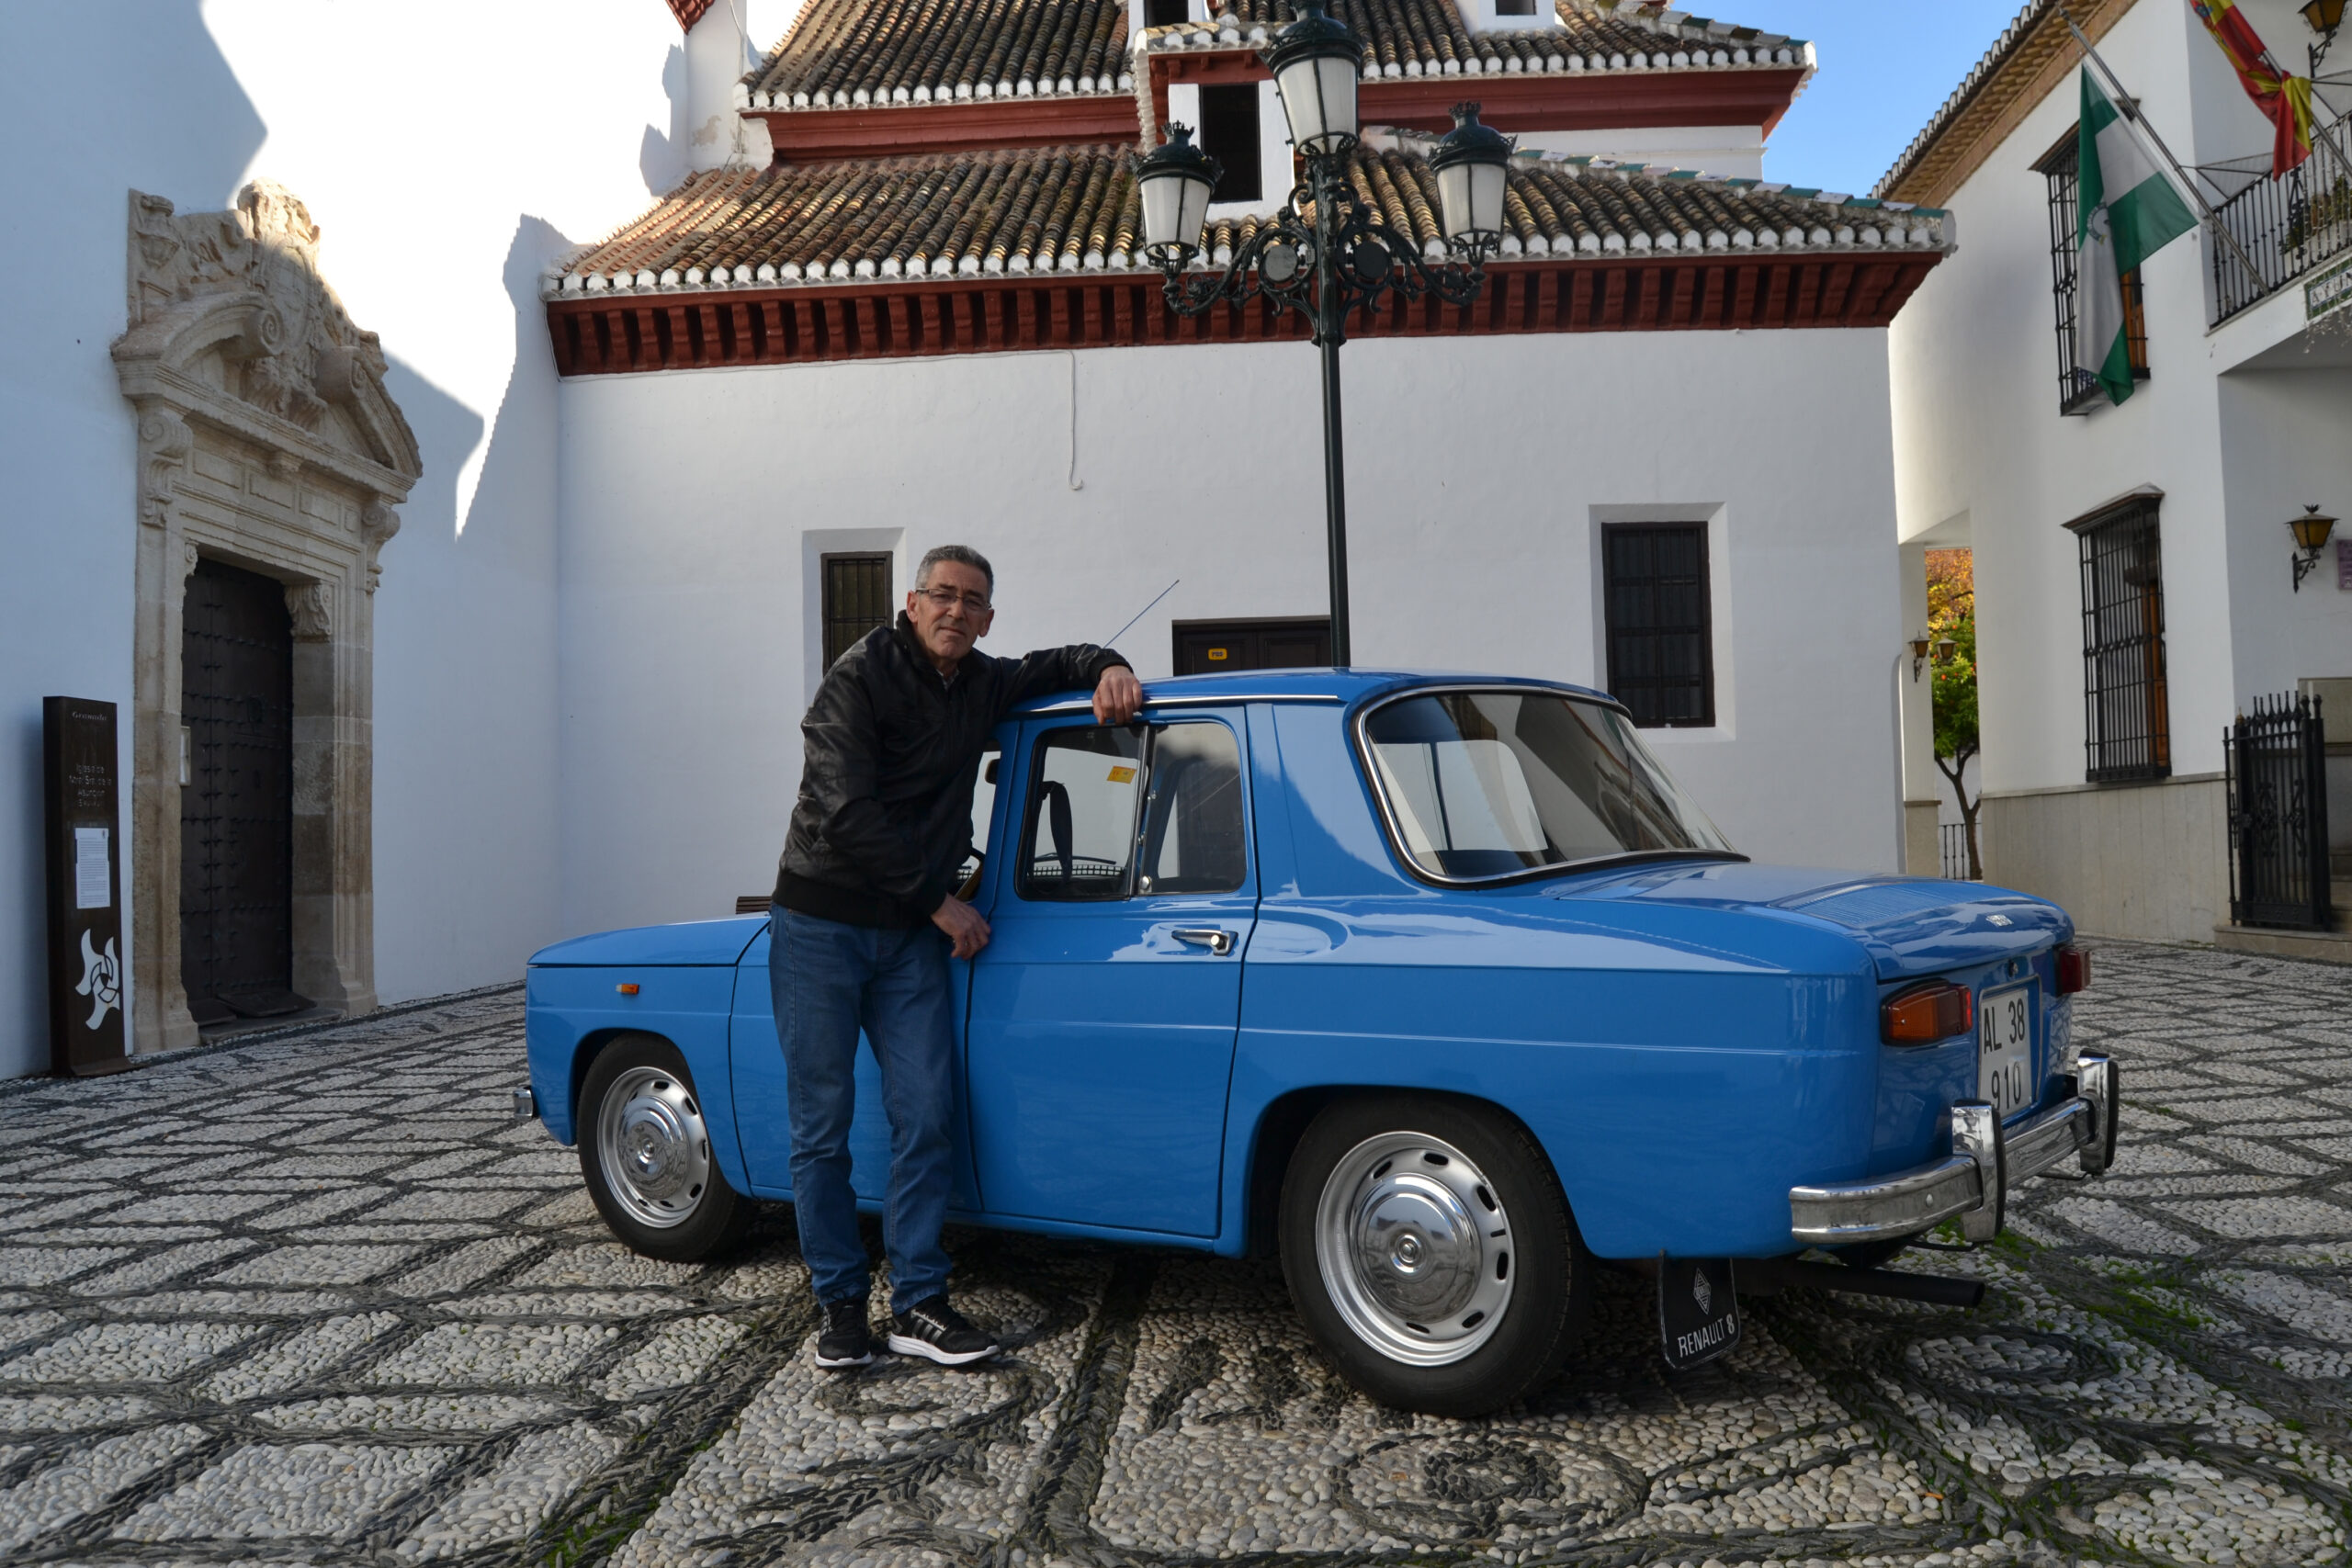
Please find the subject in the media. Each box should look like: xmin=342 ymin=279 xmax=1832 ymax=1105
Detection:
xmin=3 ymin=942 xmax=2351 ymax=1567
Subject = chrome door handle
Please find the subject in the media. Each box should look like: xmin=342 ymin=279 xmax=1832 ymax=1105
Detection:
xmin=1171 ymin=928 xmax=1237 ymax=955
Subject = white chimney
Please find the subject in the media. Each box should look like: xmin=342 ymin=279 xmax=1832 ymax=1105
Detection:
xmin=684 ymin=1 xmax=770 ymax=170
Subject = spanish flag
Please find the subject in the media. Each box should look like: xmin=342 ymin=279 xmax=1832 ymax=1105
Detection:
xmin=2187 ymin=0 xmax=2315 ymax=175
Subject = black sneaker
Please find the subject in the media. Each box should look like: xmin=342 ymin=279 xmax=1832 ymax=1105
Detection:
xmin=887 ymin=1294 xmax=1001 ymax=1366
xmin=814 ymin=1296 xmax=874 ymax=1369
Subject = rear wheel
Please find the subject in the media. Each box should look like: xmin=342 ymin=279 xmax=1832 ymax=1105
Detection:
xmin=578 ymin=1034 xmax=750 ymax=1262
xmin=1279 ymin=1094 xmax=1587 ymax=1417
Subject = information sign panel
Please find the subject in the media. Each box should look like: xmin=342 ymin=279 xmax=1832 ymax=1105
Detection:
xmin=44 ymin=697 xmax=130 ymax=1075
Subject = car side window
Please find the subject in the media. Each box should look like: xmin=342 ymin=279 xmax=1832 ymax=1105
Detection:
xmin=1018 ymin=722 xmax=1245 ymax=902
xmin=1137 ymin=723 xmax=1244 ymax=896
xmin=1021 ymin=728 xmax=1145 ymax=900
xmin=956 ymin=750 xmax=999 ymax=887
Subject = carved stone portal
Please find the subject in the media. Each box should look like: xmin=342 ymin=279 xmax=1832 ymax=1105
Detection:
xmin=115 ymin=182 xmax=421 ymax=1054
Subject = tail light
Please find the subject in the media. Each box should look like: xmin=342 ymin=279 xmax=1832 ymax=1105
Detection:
xmin=1882 ymin=980 xmax=1973 ymax=1044
xmin=2055 ymin=944 xmax=2090 ymax=996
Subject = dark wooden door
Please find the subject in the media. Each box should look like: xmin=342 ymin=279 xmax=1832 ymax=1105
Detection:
xmin=181 ymin=560 xmax=303 ymax=1022
xmin=1172 ymin=617 xmax=1331 ymax=674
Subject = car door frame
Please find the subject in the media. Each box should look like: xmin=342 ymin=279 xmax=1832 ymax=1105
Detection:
xmin=961 ymin=703 xmax=1261 ymax=1238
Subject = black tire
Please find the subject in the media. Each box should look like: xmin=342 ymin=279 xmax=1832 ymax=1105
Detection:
xmin=578 ymin=1034 xmax=751 ymax=1263
xmin=1278 ymin=1093 xmax=1588 ymax=1417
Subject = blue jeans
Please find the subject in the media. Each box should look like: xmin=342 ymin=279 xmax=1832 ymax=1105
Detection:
xmin=770 ymin=906 xmax=956 ymax=1314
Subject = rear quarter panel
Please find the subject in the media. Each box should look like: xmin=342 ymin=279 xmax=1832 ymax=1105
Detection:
xmin=1232 ymin=701 xmax=1883 ymax=1259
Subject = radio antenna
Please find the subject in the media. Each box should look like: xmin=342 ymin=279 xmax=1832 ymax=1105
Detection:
xmin=1102 ymin=579 xmax=1179 ymax=649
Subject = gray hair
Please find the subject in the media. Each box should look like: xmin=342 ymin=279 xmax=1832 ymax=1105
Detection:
xmin=916 ymin=544 xmax=995 ymax=595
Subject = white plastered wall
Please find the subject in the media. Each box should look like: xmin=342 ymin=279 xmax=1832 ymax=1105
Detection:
xmin=0 ymin=3 xmax=738 ymax=1076
xmin=555 ymin=326 xmax=1905 ymax=938
xmin=1885 ymin=0 xmax=2351 ymax=939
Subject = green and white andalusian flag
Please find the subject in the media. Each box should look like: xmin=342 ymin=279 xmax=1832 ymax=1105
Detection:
xmin=2075 ymin=67 xmax=2197 ymax=405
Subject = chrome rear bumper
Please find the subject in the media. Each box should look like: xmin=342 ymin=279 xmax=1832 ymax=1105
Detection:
xmin=1789 ymin=1055 xmax=2117 ymax=1247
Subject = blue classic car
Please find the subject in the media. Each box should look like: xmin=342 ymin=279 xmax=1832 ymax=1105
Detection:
xmin=522 ymin=671 xmax=2117 ymax=1415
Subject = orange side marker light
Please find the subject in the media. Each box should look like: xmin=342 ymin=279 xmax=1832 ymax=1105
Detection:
xmin=616 ymin=983 xmax=639 ymax=996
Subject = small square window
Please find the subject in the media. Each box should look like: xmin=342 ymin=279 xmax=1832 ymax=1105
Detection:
xmin=820 ymin=553 xmax=892 ymax=671
xmin=1198 ymin=84 xmax=1262 ymax=204
xmin=1144 ymin=0 xmax=1190 ymax=27
xmin=1602 ymin=524 xmax=1715 ymax=728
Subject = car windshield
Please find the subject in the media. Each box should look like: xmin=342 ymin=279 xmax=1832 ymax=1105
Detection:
xmin=1362 ymin=690 xmax=1735 ymax=881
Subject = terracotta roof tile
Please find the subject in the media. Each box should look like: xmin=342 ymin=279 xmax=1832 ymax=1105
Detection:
xmin=544 ymin=142 xmax=1951 ymax=298
xmin=1135 ymin=0 xmax=1810 ymax=81
xmin=744 ymin=0 xmax=1135 ymax=108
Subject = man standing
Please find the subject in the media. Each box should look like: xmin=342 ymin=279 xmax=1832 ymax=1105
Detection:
xmin=774 ymin=545 xmax=1141 ymax=1369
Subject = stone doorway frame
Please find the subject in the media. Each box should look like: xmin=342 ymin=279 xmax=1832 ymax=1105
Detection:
xmin=113 ymin=183 xmax=421 ymax=1055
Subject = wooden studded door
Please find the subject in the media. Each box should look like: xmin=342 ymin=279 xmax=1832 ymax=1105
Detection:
xmin=180 ymin=559 xmax=307 ymax=1024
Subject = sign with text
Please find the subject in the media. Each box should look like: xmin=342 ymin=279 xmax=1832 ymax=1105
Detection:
xmin=44 ymin=697 xmax=130 ymax=1075
xmin=1656 ymin=1255 xmax=1741 ymax=1371
xmin=2311 ymin=255 xmax=2352 ymax=325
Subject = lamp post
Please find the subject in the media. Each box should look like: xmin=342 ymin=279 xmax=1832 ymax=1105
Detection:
xmin=1132 ymin=0 xmax=1512 ymax=666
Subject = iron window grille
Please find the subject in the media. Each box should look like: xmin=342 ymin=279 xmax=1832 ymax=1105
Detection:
xmin=2037 ymin=130 xmax=2151 ymax=415
xmin=1197 ymin=84 xmax=1263 ymax=204
xmin=820 ymin=553 xmax=893 ymax=671
xmin=2067 ymin=495 xmax=2171 ymax=784
xmin=1601 ymin=523 xmax=1715 ymax=728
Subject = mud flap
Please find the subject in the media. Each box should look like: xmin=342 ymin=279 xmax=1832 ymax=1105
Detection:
xmin=1657 ymin=1255 xmax=1741 ymax=1371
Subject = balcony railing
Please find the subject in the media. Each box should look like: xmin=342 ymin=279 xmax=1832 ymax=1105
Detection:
xmin=2211 ymin=125 xmax=2352 ymax=323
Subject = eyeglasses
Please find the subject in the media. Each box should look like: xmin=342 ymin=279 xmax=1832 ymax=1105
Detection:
xmin=918 ymin=586 xmax=992 ymax=614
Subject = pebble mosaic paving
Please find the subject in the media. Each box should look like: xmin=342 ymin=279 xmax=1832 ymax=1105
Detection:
xmin=0 ymin=942 xmax=2349 ymax=1566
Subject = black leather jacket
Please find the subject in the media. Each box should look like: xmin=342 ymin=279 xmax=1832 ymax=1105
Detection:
xmin=775 ymin=614 xmax=1128 ymax=928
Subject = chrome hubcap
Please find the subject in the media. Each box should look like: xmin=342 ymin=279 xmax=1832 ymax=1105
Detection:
xmin=595 ymin=1066 xmax=711 ymax=1230
xmin=1316 ymin=1130 xmax=1513 ymax=1367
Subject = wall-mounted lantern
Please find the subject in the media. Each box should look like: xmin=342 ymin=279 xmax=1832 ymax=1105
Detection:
xmin=1909 ymin=635 xmax=1931 ymax=681
xmin=2303 ymin=0 xmax=2344 ymax=71
xmin=1933 ymin=635 xmax=1958 ymax=666
xmin=2288 ymin=504 xmax=2336 ymax=591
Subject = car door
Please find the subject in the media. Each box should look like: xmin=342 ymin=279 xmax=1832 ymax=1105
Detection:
xmin=965 ymin=711 xmax=1256 ymax=1236
xmin=729 ymin=750 xmax=1000 ymax=1208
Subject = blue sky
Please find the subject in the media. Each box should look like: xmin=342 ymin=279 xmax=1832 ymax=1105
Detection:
xmin=1736 ymin=3 xmax=2028 ymax=195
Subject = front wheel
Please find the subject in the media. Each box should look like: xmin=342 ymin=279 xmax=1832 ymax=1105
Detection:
xmin=578 ymin=1034 xmax=750 ymax=1262
xmin=1279 ymin=1094 xmax=1588 ymax=1417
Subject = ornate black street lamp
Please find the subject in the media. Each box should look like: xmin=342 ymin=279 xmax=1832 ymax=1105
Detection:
xmin=1132 ymin=0 xmax=1512 ymax=666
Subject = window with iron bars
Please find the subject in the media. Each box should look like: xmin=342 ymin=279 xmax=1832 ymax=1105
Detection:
xmin=2037 ymin=130 xmax=2151 ymax=414
xmin=1602 ymin=523 xmax=1715 ymax=728
xmin=821 ymin=553 xmax=893 ymax=671
xmin=2066 ymin=495 xmax=2170 ymax=784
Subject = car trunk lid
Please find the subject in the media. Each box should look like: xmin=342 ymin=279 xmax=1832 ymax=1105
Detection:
xmin=1546 ymin=863 xmax=2070 ymax=980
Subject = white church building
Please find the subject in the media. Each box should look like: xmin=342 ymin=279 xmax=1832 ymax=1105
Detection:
xmin=1882 ymin=0 xmax=2352 ymax=953
xmin=3 ymin=0 xmax=1954 ymax=1077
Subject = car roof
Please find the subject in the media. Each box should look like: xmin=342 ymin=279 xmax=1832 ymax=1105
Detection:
xmin=1009 ymin=667 xmax=1620 ymax=715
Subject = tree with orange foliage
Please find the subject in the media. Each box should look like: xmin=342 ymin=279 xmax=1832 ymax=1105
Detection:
xmin=1925 ymin=549 xmax=1981 ymax=878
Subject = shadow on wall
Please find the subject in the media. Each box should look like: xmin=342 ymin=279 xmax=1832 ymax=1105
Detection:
xmin=461 ymin=216 xmax=575 ymax=543
xmin=2 ymin=0 xmax=269 ymax=1078
xmin=639 ymin=43 xmax=689 ymax=196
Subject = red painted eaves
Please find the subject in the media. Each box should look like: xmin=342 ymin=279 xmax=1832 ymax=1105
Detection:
xmin=544 ymin=253 xmax=1942 ymax=377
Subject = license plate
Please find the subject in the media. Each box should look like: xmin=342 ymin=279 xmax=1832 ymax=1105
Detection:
xmin=1978 ymin=983 xmax=2035 ymax=1115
